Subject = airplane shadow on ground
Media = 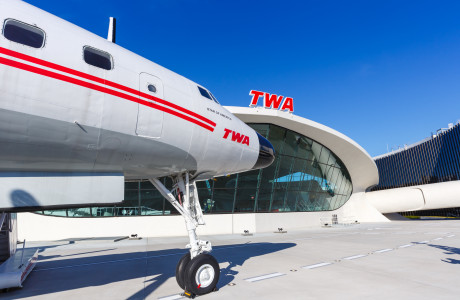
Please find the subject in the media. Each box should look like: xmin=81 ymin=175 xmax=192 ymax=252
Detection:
xmin=127 ymin=242 xmax=296 ymax=299
xmin=426 ymin=243 xmax=460 ymax=265
xmin=5 ymin=241 xmax=295 ymax=299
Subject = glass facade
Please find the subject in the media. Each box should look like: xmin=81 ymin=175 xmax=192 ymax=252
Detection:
xmin=400 ymin=208 xmax=460 ymax=218
xmin=372 ymin=123 xmax=460 ymax=191
xmin=36 ymin=124 xmax=353 ymax=217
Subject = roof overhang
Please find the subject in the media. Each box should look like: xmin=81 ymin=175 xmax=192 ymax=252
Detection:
xmin=226 ymin=106 xmax=379 ymax=193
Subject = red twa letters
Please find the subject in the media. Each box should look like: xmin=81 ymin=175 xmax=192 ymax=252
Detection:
xmin=249 ymin=90 xmax=294 ymax=112
xmin=223 ymin=128 xmax=250 ymax=146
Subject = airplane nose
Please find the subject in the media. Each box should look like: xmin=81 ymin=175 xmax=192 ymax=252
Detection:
xmin=252 ymin=132 xmax=275 ymax=170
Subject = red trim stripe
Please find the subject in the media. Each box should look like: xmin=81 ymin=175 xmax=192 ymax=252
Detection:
xmin=0 ymin=56 xmax=215 ymax=132
xmin=0 ymin=46 xmax=216 ymax=128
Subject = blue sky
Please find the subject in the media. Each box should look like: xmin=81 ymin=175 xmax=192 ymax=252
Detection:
xmin=24 ymin=0 xmax=460 ymax=156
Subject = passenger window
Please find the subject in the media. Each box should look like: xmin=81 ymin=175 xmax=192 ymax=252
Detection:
xmin=198 ymin=86 xmax=212 ymax=100
xmin=83 ymin=46 xmax=113 ymax=70
xmin=3 ymin=19 xmax=45 ymax=48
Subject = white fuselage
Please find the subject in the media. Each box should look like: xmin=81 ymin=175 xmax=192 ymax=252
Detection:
xmin=0 ymin=0 xmax=272 ymax=182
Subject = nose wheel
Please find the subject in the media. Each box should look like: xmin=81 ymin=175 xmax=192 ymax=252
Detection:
xmin=176 ymin=253 xmax=191 ymax=290
xmin=177 ymin=253 xmax=220 ymax=297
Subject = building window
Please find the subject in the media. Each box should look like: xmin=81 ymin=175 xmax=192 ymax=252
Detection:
xmin=3 ymin=19 xmax=45 ymax=48
xmin=83 ymin=46 xmax=113 ymax=70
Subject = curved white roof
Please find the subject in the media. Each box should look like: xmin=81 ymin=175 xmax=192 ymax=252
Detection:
xmin=226 ymin=106 xmax=379 ymax=193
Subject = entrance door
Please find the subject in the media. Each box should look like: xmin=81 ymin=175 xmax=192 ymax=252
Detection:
xmin=136 ymin=73 xmax=164 ymax=138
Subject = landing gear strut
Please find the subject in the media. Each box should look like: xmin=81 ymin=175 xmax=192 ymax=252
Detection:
xmin=150 ymin=173 xmax=220 ymax=297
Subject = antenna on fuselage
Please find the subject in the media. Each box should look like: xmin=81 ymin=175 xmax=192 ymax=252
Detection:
xmin=107 ymin=17 xmax=116 ymax=43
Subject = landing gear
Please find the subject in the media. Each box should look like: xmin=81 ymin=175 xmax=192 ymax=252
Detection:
xmin=175 ymin=252 xmax=220 ymax=296
xmin=150 ymin=173 xmax=220 ymax=297
xmin=184 ymin=253 xmax=219 ymax=295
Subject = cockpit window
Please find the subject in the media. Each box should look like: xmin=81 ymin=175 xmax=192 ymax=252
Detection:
xmin=3 ymin=19 xmax=45 ymax=48
xmin=209 ymin=92 xmax=219 ymax=104
xmin=198 ymin=86 xmax=212 ymax=100
xmin=198 ymin=86 xmax=219 ymax=104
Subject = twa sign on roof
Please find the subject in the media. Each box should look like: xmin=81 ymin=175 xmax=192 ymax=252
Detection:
xmin=249 ymin=90 xmax=294 ymax=113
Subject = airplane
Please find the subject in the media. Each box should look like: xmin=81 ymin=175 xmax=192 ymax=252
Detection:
xmin=0 ymin=0 xmax=275 ymax=296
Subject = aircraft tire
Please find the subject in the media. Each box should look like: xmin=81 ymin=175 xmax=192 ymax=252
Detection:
xmin=184 ymin=253 xmax=220 ymax=295
xmin=176 ymin=252 xmax=191 ymax=290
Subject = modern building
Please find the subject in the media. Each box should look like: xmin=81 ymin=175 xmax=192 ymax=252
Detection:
xmin=17 ymin=106 xmax=387 ymax=240
xmin=366 ymin=122 xmax=460 ymax=216
xmin=372 ymin=122 xmax=460 ymax=191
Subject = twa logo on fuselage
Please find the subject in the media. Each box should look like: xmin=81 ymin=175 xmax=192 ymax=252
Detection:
xmin=249 ymin=90 xmax=294 ymax=112
xmin=223 ymin=128 xmax=249 ymax=146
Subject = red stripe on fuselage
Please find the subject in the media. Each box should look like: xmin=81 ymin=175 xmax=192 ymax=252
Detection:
xmin=0 ymin=46 xmax=216 ymax=128
xmin=0 ymin=56 xmax=215 ymax=132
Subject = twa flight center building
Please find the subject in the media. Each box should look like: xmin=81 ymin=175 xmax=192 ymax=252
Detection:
xmin=17 ymin=95 xmax=460 ymax=240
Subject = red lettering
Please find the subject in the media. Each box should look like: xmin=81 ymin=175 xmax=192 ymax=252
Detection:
xmin=250 ymin=90 xmax=294 ymax=111
xmin=224 ymin=129 xmax=250 ymax=146
xmin=231 ymin=131 xmax=244 ymax=143
xmin=242 ymin=136 xmax=250 ymax=146
xmin=223 ymin=128 xmax=232 ymax=139
xmin=249 ymin=90 xmax=264 ymax=106
xmin=264 ymin=93 xmax=284 ymax=109
xmin=281 ymin=97 xmax=294 ymax=112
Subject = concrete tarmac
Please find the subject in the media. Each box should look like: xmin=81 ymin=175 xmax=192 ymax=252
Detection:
xmin=2 ymin=219 xmax=460 ymax=299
